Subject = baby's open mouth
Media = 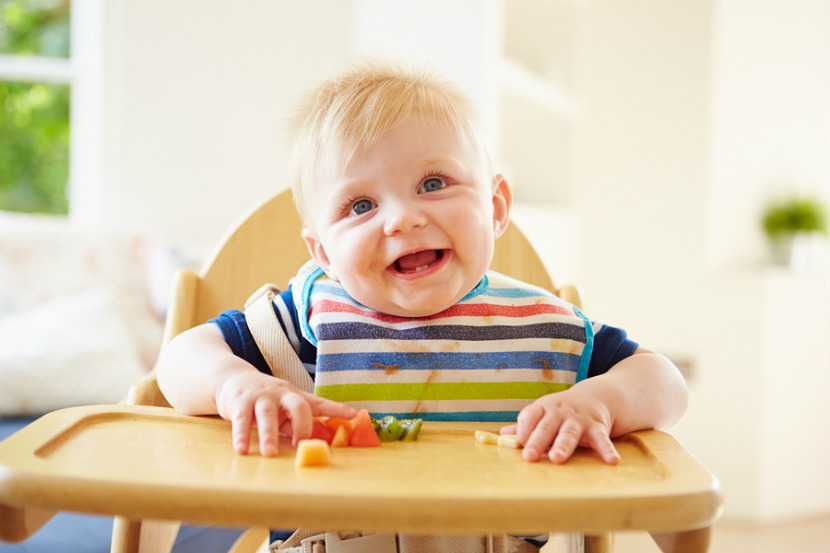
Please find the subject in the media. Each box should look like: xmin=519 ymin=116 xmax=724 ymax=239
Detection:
xmin=392 ymin=249 xmax=446 ymax=274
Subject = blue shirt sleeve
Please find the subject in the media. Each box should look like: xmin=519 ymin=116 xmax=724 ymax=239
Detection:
xmin=587 ymin=324 xmax=639 ymax=378
xmin=208 ymin=287 xmax=317 ymax=377
xmin=209 ymin=309 xmax=271 ymax=375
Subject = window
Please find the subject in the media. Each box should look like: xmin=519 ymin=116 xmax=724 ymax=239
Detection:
xmin=0 ymin=0 xmax=71 ymax=215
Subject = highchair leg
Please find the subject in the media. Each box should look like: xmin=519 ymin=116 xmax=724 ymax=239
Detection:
xmin=584 ymin=533 xmax=613 ymax=553
xmin=0 ymin=503 xmax=57 ymax=543
xmin=111 ymin=516 xmax=181 ymax=553
xmin=227 ymin=527 xmax=271 ymax=553
xmin=650 ymin=527 xmax=711 ymax=553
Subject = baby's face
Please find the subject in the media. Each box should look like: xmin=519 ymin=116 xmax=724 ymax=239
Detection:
xmin=302 ymin=114 xmax=511 ymax=317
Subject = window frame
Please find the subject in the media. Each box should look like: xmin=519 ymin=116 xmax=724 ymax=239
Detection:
xmin=0 ymin=0 xmax=103 ymax=221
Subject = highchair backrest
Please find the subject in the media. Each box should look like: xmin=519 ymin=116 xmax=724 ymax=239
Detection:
xmin=128 ymin=188 xmax=582 ymax=408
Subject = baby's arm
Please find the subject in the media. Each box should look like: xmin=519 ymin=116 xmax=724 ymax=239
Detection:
xmin=156 ymin=323 xmax=355 ymax=456
xmin=501 ymin=347 xmax=687 ymax=464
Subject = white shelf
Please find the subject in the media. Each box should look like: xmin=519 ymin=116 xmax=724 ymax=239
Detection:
xmin=496 ymin=0 xmax=583 ymax=205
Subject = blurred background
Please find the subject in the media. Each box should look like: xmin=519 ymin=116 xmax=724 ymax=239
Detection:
xmin=0 ymin=0 xmax=828 ymax=547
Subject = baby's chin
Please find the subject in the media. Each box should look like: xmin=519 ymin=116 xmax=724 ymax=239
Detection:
xmin=354 ymin=293 xmax=458 ymax=318
xmin=370 ymin=301 xmax=452 ymax=318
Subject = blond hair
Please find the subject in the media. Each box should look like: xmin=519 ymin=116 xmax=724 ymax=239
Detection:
xmin=288 ymin=58 xmax=492 ymax=224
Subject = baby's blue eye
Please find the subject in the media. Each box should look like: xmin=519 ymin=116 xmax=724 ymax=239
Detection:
xmin=420 ymin=177 xmax=446 ymax=193
xmin=351 ymin=199 xmax=375 ymax=215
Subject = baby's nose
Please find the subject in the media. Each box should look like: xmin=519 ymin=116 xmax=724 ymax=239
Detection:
xmin=383 ymin=203 xmax=428 ymax=236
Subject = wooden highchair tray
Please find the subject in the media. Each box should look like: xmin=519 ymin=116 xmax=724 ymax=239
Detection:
xmin=0 ymin=404 xmax=721 ymax=536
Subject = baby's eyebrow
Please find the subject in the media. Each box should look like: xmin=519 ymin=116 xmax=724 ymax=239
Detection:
xmin=326 ymin=177 xmax=368 ymax=201
xmin=326 ymin=155 xmax=474 ymax=200
xmin=419 ymin=155 xmax=470 ymax=173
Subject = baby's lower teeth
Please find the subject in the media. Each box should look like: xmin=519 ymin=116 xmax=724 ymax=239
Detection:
xmin=414 ymin=265 xmax=428 ymax=272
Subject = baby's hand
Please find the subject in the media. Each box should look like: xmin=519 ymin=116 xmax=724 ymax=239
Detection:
xmin=215 ymin=371 xmax=355 ymax=457
xmin=501 ymin=388 xmax=620 ymax=465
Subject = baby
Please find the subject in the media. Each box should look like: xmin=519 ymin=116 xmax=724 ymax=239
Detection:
xmin=157 ymin=58 xmax=688 ymax=469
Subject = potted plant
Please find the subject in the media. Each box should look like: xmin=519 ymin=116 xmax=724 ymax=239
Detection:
xmin=761 ymin=196 xmax=828 ymax=269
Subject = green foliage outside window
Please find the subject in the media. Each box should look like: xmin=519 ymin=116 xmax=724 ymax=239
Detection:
xmin=0 ymin=81 xmax=70 ymax=214
xmin=0 ymin=0 xmax=71 ymax=215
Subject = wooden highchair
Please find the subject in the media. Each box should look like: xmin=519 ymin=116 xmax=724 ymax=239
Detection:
xmin=0 ymin=189 xmax=722 ymax=553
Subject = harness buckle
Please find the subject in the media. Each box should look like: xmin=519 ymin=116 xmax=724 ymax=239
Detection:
xmin=321 ymin=532 xmax=398 ymax=553
xmin=244 ymin=283 xmax=281 ymax=310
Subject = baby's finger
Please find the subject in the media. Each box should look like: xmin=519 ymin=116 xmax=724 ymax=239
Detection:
xmin=515 ymin=403 xmax=544 ymax=444
xmin=253 ymin=396 xmax=281 ymax=457
xmin=586 ymin=425 xmax=620 ymax=465
xmin=229 ymin=404 xmax=254 ymax=455
xmin=522 ymin=414 xmax=561 ymax=462
xmin=499 ymin=423 xmax=518 ymax=436
xmin=304 ymin=392 xmax=356 ymax=419
xmin=280 ymin=392 xmax=314 ymax=447
xmin=548 ymin=419 xmax=582 ymax=464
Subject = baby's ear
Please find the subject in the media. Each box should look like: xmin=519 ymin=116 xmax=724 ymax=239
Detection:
xmin=491 ymin=174 xmax=512 ymax=239
xmin=301 ymin=228 xmax=339 ymax=281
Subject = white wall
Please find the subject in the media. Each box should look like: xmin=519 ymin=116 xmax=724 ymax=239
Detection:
xmin=101 ymin=0 xmax=353 ymax=257
xmin=700 ymin=0 xmax=830 ymax=523
xmin=576 ymin=0 xmax=830 ymax=524
xmin=351 ymin=0 xmax=502 ymax=141
xmin=95 ymin=0 xmax=830 ymax=524
xmin=100 ymin=0 xmax=509 ymax=260
xmin=576 ymin=0 xmax=712 ymax=342
xmin=706 ymin=0 xmax=830 ymax=269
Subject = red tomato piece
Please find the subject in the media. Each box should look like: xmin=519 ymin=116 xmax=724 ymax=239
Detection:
xmin=349 ymin=409 xmax=381 ymax=447
xmin=310 ymin=419 xmax=334 ymax=444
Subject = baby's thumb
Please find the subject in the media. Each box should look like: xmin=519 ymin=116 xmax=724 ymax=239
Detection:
xmin=499 ymin=423 xmax=519 ymax=436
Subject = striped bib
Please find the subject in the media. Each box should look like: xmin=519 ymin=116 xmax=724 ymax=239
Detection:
xmin=291 ymin=261 xmax=594 ymax=422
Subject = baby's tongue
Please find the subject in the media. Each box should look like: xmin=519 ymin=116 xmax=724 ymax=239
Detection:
xmin=396 ymin=250 xmax=439 ymax=272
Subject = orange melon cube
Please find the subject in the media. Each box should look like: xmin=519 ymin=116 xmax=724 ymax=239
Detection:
xmin=331 ymin=423 xmax=351 ymax=447
xmin=295 ymin=439 xmax=332 ymax=467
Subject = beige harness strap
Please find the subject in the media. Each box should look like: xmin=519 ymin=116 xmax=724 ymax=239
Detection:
xmin=244 ymin=283 xmax=314 ymax=393
xmin=272 ymin=532 xmax=540 ymax=553
xmin=398 ymin=535 xmax=490 ymax=552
